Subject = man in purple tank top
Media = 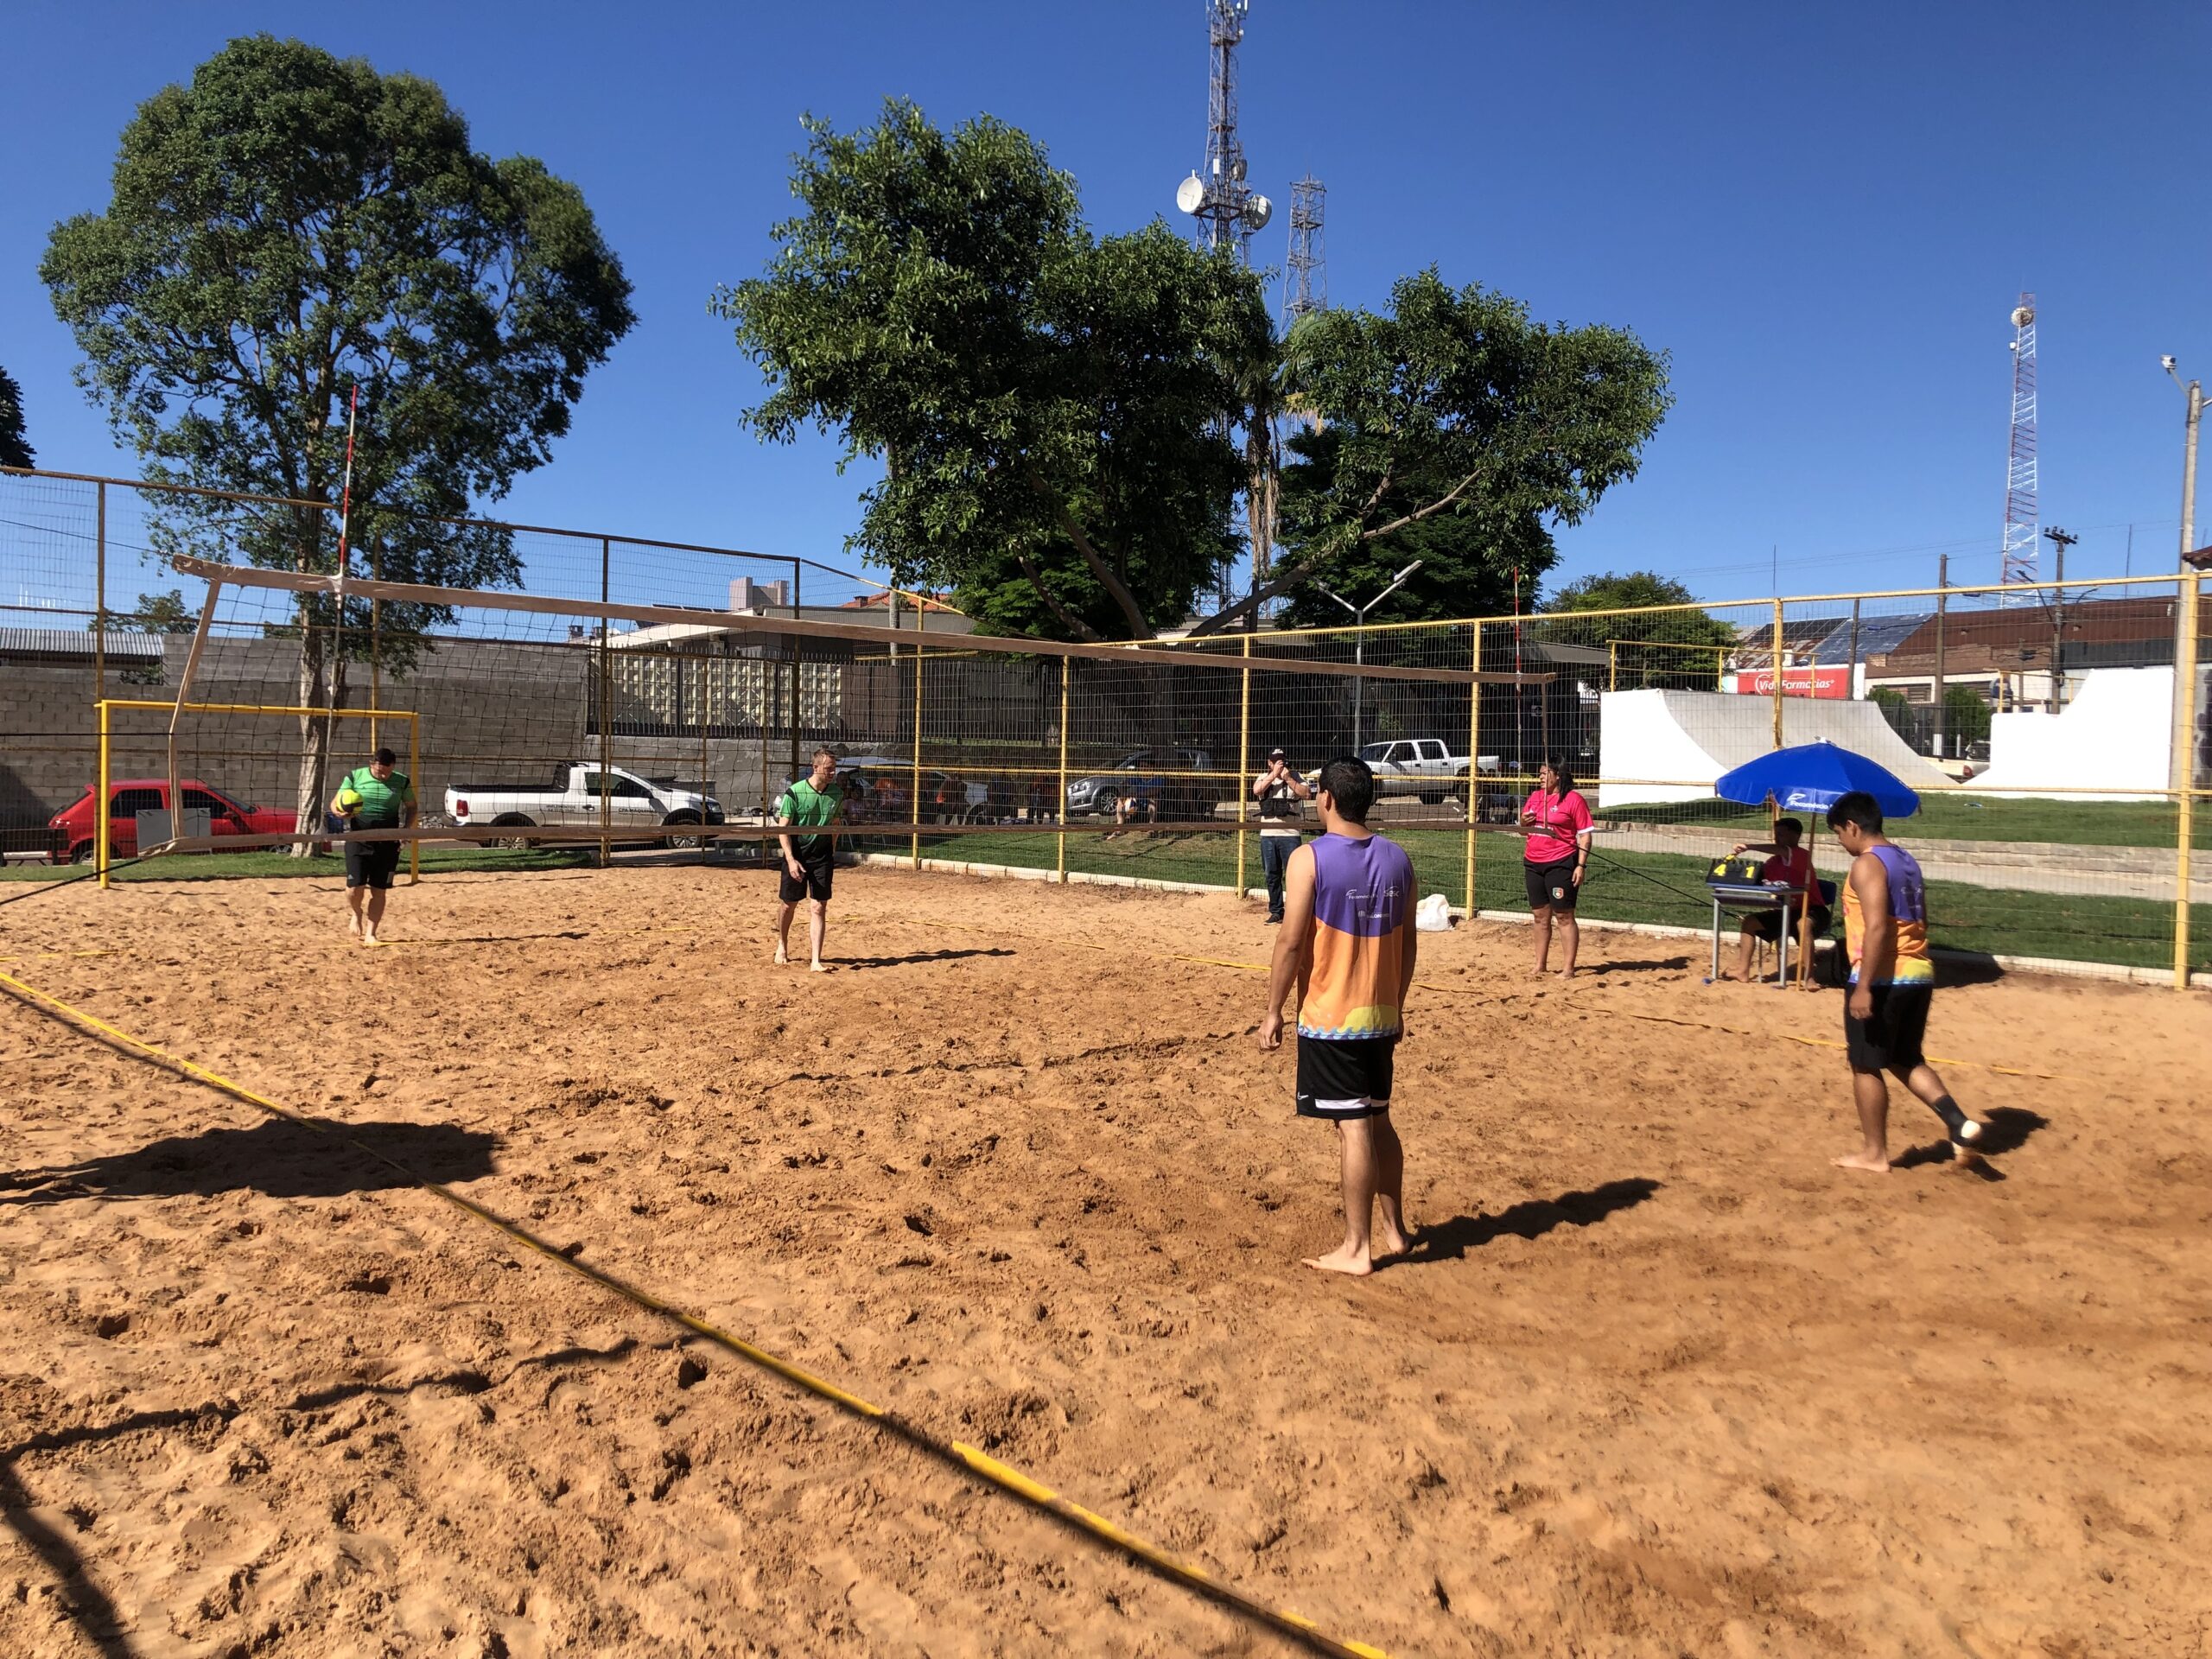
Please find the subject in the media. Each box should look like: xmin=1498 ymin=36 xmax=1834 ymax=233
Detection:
xmin=1260 ymin=755 xmax=1419 ymax=1276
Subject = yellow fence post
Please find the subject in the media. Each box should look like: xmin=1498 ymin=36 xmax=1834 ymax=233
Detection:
xmin=2177 ymin=569 xmax=2202 ymax=990
xmin=598 ymin=536 xmax=612 ymax=871
xmin=910 ymin=644 xmax=924 ymax=872
xmin=1057 ymin=655 xmax=1070 ymax=884
xmin=1771 ymin=597 xmax=1786 ymax=752
xmin=1607 ymin=638 xmax=1617 ymax=694
xmin=407 ymin=710 xmax=422 ymax=887
xmin=96 ymin=699 xmax=111 ymax=889
xmin=1465 ymin=622 xmax=1481 ymax=915
xmin=1236 ymin=634 xmax=1251 ymax=902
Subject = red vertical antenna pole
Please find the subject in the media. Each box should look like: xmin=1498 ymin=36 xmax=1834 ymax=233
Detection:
xmin=335 ymin=384 xmax=360 ymax=576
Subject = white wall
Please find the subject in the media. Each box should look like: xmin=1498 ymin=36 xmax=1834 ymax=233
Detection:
xmin=1967 ymin=667 xmax=2173 ymax=801
xmin=1596 ymin=690 xmax=1723 ymax=808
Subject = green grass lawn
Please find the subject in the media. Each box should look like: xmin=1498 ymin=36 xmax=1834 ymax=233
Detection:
xmin=876 ymin=827 xmax=2208 ymax=975
xmin=1602 ymin=792 xmax=2205 ymax=850
xmin=0 ymin=846 xmax=594 ymax=883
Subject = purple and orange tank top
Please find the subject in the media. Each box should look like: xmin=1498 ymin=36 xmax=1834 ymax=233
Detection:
xmin=1297 ymin=832 xmax=1414 ymax=1040
xmin=1843 ymin=842 xmax=1934 ymax=985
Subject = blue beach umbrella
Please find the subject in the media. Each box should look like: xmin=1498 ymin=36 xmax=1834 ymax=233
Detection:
xmin=1713 ymin=741 xmax=1920 ymax=818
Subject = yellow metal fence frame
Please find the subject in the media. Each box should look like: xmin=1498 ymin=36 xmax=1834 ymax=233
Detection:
xmin=96 ymin=700 xmax=422 ymax=890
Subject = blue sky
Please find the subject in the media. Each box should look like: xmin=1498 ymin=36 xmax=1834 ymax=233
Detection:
xmin=4 ymin=0 xmax=2209 ymax=609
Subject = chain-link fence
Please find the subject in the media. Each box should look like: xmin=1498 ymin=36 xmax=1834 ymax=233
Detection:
xmin=4 ymin=465 xmax=2205 ymax=987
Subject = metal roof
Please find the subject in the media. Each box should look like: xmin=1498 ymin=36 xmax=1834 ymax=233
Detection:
xmin=0 ymin=628 xmax=166 ymax=660
xmin=1807 ymin=613 xmax=1932 ymax=664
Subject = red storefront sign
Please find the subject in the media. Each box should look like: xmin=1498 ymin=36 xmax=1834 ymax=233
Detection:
xmin=1725 ymin=666 xmax=1853 ymax=699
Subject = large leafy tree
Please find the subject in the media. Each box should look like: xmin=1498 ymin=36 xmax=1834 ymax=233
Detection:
xmin=41 ymin=35 xmax=633 ymax=842
xmin=1273 ymin=423 xmax=1558 ymax=631
xmin=1215 ymin=271 xmax=1670 ymax=638
xmin=714 ymin=100 xmax=1265 ymax=641
xmin=1538 ymin=570 xmax=1738 ymax=653
xmin=0 ymin=365 xmax=30 ymax=468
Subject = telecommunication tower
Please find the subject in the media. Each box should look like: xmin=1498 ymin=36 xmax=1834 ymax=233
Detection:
xmin=1999 ymin=294 xmax=2039 ymax=593
xmin=1283 ymin=176 xmax=1325 ymax=323
xmin=1175 ymin=0 xmax=1272 ymax=261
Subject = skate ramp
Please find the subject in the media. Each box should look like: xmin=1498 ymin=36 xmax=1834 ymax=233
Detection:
xmin=1968 ymin=667 xmax=2172 ymax=802
xmin=1599 ymin=690 xmax=1953 ymax=809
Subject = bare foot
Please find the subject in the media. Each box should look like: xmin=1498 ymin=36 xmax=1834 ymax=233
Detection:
xmin=362 ymin=935 xmax=383 ymax=947
xmin=1831 ymin=1150 xmax=1891 ymax=1173
xmin=773 ymin=947 xmax=790 ymax=965
xmin=1376 ymin=1224 xmax=1413 ymax=1258
xmin=1556 ymin=968 xmax=1577 ymax=980
xmin=1302 ymin=1243 xmax=1374 ymax=1276
xmin=809 ymin=961 xmax=831 ymax=974
xmin=1528 ymin=967 xmax=1548 ymax=981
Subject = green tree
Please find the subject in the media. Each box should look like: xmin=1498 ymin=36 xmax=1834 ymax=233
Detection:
xmin=1273 ymin=422 xmax=1558 ymax=631
xmin=41 ymin=35 xmax=633 ymax=843
xmin=1209 ymin=271 xmax=1670 ymax=638
xmin=110 ymin=588 xmax=197 ymax=633
xmin=0 ymin=364 xmax=31 ymax=469
xmin=712 ymin=100 xmax=1267 ymax=641
xmin=1943 ymin=681 xmax=1993 ymax=748
xmin=1540 ymin=570 xmax=1737 ymax=651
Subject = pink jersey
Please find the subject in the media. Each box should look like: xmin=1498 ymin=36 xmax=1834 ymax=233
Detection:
xmin=1522 ymin=788 xmax=1592 ymax=865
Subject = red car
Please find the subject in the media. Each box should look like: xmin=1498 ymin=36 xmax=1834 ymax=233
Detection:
xmin=49 ymin=779 xmax=299 ymax=863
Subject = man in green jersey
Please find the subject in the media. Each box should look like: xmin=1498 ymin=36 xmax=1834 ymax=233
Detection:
xmin=329 ymin=747 xmax=416 ymax=944
xmin=774 ymin=747 xmax=844 ymax=971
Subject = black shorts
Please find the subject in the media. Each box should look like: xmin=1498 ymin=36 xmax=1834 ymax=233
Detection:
xmin=1845 ymin=983 xmax=1933 ymax=1072
xmin=1745 ymin=905 xmax=1830 ymax=941
xmin=1294 ymin=1036 xmax=1395 ymax=1121
xmin=344 ymin=838 xmax=402 ymax=891
xmin=779 ymin=848 xmax=835 ymax=904
xmin=1523 ymin=857 xmax=1580 ymax=912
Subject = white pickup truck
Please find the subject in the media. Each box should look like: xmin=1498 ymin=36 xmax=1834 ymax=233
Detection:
xmin=446 ymin=765 xmax=722 ymax=849
xmin=1310 ymin=739 xmax=1506 ymax=811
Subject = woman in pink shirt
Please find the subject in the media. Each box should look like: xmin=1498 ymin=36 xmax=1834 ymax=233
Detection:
xmin=1521 ymin=757 xmax=1594 ymax=977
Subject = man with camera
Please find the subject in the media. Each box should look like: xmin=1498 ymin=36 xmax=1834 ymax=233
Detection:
xmin=1251 ymin=747 xmax=1312 ymax=924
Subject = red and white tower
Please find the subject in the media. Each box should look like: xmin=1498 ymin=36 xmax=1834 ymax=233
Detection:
xmin=2000 ymin=295 xmax=2039 ymax=592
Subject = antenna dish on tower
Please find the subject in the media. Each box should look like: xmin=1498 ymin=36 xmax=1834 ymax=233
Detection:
xmin=1245 ymin=194 xmax=1272 ymax=231
xmin=1176 ymin=174 xmax=1205 ymax=215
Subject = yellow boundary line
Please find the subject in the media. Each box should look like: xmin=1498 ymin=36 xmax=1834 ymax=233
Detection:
xmin=918 ymin=919 xmax=2085 ymax=1084
xmin=0 ymin=967 xmax=1389 ymax=1659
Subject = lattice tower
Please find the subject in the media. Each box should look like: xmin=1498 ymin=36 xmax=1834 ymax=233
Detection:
xmin=2000 ymin=293 xmax=2039 ymax=594
xmin=1284 ymin=177 xmax=1326 ymax=323
xmin=1177 ymin=1 xmax=1270 ymax=264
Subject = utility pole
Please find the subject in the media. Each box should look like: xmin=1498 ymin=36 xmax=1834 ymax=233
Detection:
xmin=2164 ymin=358 xmax=2202 ymax=791
xmin=2043 ymin=526 xmax=2078 ymax=711
xmin=1931 ymin=553 xmax=1948 ymax=758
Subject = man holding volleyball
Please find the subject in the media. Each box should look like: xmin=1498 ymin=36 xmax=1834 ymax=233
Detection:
xmin=330 ymin=747 xmax=416 ymax=944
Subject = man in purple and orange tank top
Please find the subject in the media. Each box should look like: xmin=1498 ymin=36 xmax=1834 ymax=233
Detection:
xmin=1260 ymin=755 xmax=1418 ymax=1275
xmin=1826 ymin=791 xmax=1985 ymax=1172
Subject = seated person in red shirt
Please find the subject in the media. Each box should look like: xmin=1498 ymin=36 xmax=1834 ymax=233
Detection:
xmin=1726 ymin=816 xmax=1832 ymax=982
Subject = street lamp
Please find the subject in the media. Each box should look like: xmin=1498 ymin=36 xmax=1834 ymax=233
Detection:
xmin=1313 ymin=559 xmax=1422 ymax=753
xmin=2162 ymin=357 xmax=2203 ymax=791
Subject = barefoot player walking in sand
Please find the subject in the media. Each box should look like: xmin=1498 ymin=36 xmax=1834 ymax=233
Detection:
xmin=1827 ymin=790 xmax=1985 ymax=1172
xmin=1259 ymin=755 xmax=1417 ymax=1275
xmin=773 ymin=747 xmax=843 ymax=972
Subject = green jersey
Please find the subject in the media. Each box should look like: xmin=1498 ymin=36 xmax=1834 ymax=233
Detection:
xmin=335 ymin=767 xmax=415 ymax=830
xmin=775 ymin=778 xmax=842 ymax=855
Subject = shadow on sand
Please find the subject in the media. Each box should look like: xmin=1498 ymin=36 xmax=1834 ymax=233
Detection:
xmin=1891 ymin=1105 xmax=2048 ymax=1182
xmin=1402 ymin=1177 xmax=1662 ymax=1264
xmin=2 ymin=1117 xmax=498 ymax=1205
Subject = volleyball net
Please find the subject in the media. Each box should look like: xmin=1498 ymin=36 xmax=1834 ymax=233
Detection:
xmin=105 ymin=556 xmax=1541 ymax=890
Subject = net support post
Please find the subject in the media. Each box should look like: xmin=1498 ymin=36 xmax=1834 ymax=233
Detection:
xmin=1770 ymin=598 xmax=1786 ymax=752
xmin=599 ymin=536 xmax=612 ymax=871
xmin=97 ymin=699 xmax=111 ymax=889
xmin=1056 ymin=656 xmax=1070 ymax=884
xmin=1465 ymin=622 xmax=1481 ymax=913
xmin=2177 ymin=570 xmax=2202 ymax=990
xmin=408 ymin=712 xmax=422 ymax=887
xmin=910 ymin=645 xmax=924 ymax=872
xmin=93 ymin=480 xmax=106 ymax=707
xmin=1235 ymin=635 xmax=1251 ymax=902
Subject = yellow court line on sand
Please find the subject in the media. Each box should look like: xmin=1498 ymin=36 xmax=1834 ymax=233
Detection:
xmin=914 ymin=918 xmax=2082 ymax=1085
xmin=0 ymin=967 xmax=1389 ymax=1659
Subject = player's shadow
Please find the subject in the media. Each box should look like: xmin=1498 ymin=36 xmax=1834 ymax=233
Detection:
xmin=832 ymin=947 xmax=1015 ymax=970
xmin=1891 ymin=1106 xmax=2047 ymax=1182
xmin=1581 ymin=956 xmax=1692 ymax=975
xmin=0 ymin=1118 xmax=498 ymax=1206
xmin=1400 ymin=1177 xmax=1661 ymax=1263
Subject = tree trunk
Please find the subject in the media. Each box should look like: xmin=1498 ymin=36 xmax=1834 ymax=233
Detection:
xmin=289 ymin=609 xmax=349 ymax=856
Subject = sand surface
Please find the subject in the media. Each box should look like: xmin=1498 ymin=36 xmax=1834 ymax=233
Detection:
xmin=2 ymin=862 xmax=2209 ymax=1658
